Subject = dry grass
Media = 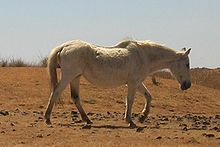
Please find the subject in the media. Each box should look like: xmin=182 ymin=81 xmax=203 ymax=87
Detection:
xmin=191 ymin=68 xmax=220 ymax=90
xmin=152 ymin=68 xmax=220 ymax=90
xmin=0 ymin=57 xmax=48 ymax=67
xmin=0 ymin=58 xmax=29 ymax=67
xmin=38 ymin=57 xmax=47 ymax=67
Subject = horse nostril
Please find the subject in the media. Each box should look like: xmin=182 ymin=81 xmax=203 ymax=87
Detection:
xmin=181 ymin=81 xmax=191 ymax=90
xmin=187 ymin=82 xmax=191 ymax=88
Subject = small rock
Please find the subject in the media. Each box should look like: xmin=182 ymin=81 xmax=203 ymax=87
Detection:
xmin=39 ymin=105 xmax=44 ymax=109
xmin=179 ymin=123 xmax=187 ymax=127
xmin=47 ymin=134 xmax=51 ymax=136
xmin=71 ymin=111 xmax=78 ymax=118
xmin=116 ymin=100 xmax=124 ymax=104
xmin=71 ymin=111 xmax=77 ymax=114
xmin=202 ymin=121 xmax=210 ymax=125
xmin=177 ymin=116 xmax=183 ymax=121
xmin=107 ymin=111 xmax=110 ymax=115
xmin=169 ymin=109 xmax=174 ymax=112
xmin=87 ymin=112 xmax=95 ymax=116
xmin=156 ymin=136 xmax=162 ymax=139
xmin=215 ymin=115 xmax=220 ymax=119
xmin=136 ymin=127 xmax=144 ymax=133
xmin=202 ymin=133 xmax=215 ymax=138
xmin=82 ymin=124 xmax=92 ymax=129
xmin=37 ymin=134 xmax=43 ymax=138
xmin=0 ymin=110 xmax=9 ymax=116
xmin=38 ymin=116 xmax=44 ymax=120
xmin=183 ymin=126 xmax=188 ymax=131
xmin=161 ymin=117 xmax=168 ymax=121
xmin=19 ymin=104 xmax=25 ymax=106
xmin=21 ymin=111 xmax=29 ymax=116
xmin=211 ymin=126 xmax=220 ymax=132
xmin=201 ymin=125 xmax=208 ymax=130
xmin=206 ymin=134 xmax=215 ymax=138
xmin=133 ymin=113 xmax=139 ymax=118
xmin=155 ymin=123 xmax=160 ymax=129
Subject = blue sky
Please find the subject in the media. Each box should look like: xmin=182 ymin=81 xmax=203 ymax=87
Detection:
xmin=0 ymin=0 xmax=219 ymax=68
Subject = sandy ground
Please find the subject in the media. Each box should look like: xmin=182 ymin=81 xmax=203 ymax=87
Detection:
xmin=0 ymin=67 xmax=220 ymax=147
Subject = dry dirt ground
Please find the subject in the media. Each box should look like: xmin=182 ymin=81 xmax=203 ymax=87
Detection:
xmin=0 ymin=67 xmax=220 ymax=147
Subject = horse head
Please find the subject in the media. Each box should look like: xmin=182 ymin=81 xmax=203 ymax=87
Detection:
xmin=170 ymin=48 xmax=191 ymax=90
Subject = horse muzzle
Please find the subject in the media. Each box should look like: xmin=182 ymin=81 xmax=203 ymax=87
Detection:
xmin=181 ymin=81 xmax=191 ymax=91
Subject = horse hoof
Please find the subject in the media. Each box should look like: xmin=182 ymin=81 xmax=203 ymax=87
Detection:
xmin=45 ymin=119 xmax=52 ymax=125
xmin=86 ymin=119 xmax=93 ymax=125
xmin=128 ymin=122 xmax=137 ymax=129
xmin=82 ymin=124 xmax=92 ymax=129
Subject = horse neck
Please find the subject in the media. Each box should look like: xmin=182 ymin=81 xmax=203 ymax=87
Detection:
xmin=145 ymin=47 xmax=177 ymax=73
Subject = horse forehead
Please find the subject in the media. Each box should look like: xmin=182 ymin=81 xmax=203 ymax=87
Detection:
xmin=177 ymin=56 xmax=189 ymax=63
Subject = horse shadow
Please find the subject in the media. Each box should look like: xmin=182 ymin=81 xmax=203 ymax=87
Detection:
xmin=91 ymin=124 xmax=129 ymax=129
xmin=81 ymin=124 xmax=147 ymax=130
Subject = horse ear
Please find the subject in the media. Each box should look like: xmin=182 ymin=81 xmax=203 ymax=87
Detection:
xmin=184 ymin=48 xmax=191 ymax=56
xmin=181 ymin=47 xmax=186 ymax=51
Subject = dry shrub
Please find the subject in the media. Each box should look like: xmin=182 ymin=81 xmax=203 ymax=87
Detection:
xmin=0 ymin=59 xmax=8 ymax=67
xmin=39 ymin=57 xmax=48 ymax=67
xmin=8 ymin=58 xmax=28 ymax=67
xmin=0 ymin=58 xmax=30 ymax=67
xmin=154 ymin=68 xmax=220 ymax=90
xmin=191 ymin=68 xmax=220 ymax=90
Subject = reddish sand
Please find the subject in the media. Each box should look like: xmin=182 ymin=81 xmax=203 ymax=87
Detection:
xmin=0 ymin=67 xmax=220 ymax=146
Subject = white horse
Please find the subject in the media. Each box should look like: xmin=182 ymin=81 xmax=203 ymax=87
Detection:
xmin=45 ymin=40 xmax=191 ymax=128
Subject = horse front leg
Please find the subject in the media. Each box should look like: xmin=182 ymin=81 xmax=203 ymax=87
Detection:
xmin=137 ymin=83 xmax=153 ymax=123
xmin=125 ymin=84 xmax=137 ymax=128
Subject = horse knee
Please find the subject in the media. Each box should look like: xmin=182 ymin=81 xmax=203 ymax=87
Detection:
xmin=50 ymin=90 xmax=61 ymax=102
xmin=71 ymin=90 xmax=79 ymax=103
xmin=144 ymin=92 xmax=152 ymax=101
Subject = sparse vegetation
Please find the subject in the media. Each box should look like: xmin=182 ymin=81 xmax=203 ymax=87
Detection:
xmin=0 ymin=59 xmax=8 ymax=67
xmin=152 ymin=68 xmax=220 ymax=90
xmin=38 ymin=57 xmax=48 ymax=67
xmin=8 ymin=58 xmax=29 ymax=67
xmin=0 ymin=58 xmax=29 ymax=67
xmin=0 ymin=57 xmax=48 ymax=67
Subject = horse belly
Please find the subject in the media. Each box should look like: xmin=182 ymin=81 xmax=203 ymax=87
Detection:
xmin=83 ymin=68 xmax=128 ymax=88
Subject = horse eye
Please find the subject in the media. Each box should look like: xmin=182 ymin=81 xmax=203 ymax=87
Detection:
xmin=186 ymin=63 xmax=190 ymax=68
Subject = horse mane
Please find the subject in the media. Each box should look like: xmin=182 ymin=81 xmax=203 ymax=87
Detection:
xmin=113 ymin=40 xmax=176 ymax=54
xmin=110 ymin=40 xmax=135 ymax=48
xmin=137 ymin=40 xmax=176 ymax=52
xmin=93 ymin=39 xmax=177 ymax=56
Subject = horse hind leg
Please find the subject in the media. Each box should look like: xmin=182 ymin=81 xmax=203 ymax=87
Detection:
xmin=45 ymin=70 xmax=80 ymax=125
xmin=45 ymin=77 xmax=70 ymax=125
xmin=70 ymin=77 xmax=92 ymax=125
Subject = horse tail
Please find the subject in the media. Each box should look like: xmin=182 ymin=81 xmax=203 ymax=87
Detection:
xmin=47 ymin=46 xmax=63 ymax=93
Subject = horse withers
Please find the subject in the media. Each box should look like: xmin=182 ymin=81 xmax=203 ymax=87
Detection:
xmin=44 ymin=40 xmax=191 ymax=128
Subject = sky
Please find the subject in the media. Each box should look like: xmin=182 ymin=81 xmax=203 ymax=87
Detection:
xmin=0 ymin=0 xmax=219 ymax=68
